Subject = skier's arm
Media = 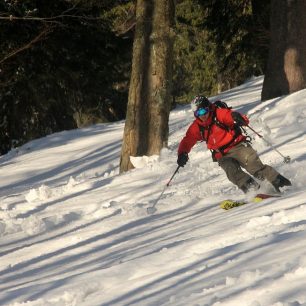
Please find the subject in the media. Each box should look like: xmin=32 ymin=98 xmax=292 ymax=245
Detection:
xmin=178 ymin=124 xmax=200 ymax=155
xmin=177 ymin=125 xmax=200 ymax=167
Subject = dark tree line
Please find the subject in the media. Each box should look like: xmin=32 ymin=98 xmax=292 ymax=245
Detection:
xmin=0 ymin=0 xmax=132 ymax=154
xmin=1 ymin=0 xmax=306 ymax=158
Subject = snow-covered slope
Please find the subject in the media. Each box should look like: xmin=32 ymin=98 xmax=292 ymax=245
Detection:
xmin=1 ymin=76 xmax=306 ymax=306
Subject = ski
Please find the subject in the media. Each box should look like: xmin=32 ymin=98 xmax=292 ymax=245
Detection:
xmin=220 ymin=193 xmax=281 ymax=210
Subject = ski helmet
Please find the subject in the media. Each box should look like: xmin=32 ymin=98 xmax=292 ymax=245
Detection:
xmin=190 ymin=95 xmax=210 ymax=112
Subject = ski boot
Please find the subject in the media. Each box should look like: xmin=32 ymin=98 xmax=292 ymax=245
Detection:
xmin=241 ymin=178 xmax=260 ymax=194
xmin=271 ymin=174 xmax=292 ymax=193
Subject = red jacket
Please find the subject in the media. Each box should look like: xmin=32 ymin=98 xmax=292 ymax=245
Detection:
xmin=178 ymin=108 xmax=247 ymax=160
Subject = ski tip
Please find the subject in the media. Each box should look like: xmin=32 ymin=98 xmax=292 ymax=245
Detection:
xmin=255 ymin=193 xmax=281 ymax=199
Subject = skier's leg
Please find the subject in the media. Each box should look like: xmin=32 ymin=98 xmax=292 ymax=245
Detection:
xmin=242 ymin=145 xmax=292 ymax=191
xmin=226 ymin=143 xmax=279 ymax=182
xmin=228 ymin=143 xmax=291 ymax=191
xmin=218 ymin=157 xmax=259 ymax=192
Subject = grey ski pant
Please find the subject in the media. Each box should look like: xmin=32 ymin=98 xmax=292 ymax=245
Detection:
xmin=218 ymin=142 xmax=280 ymax=190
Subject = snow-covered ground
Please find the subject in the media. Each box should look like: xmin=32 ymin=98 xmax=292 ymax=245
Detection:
xmin=1 ymin=76 xmax=306 ymax=306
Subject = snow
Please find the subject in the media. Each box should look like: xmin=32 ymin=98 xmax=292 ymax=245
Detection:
xmin=1 ymin=76 xmax=306 ymax=306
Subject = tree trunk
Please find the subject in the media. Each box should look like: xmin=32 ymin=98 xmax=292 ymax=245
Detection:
xmin=262 ymin=0 xmax=306 ymax=101
xmin=120 ymin=0 xmax=175 ymax=172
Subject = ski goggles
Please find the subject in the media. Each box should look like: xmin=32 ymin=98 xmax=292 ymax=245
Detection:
xmin=194 ymin=107 xmax=209 ymax=117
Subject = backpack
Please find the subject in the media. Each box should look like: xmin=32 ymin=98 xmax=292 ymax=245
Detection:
xmin=213 ymin=100 xmax=232 ymax=110
xmin=198 ymin=100 xmax=244 ymax=160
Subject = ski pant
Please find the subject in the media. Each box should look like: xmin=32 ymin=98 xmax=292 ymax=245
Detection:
xmin=218 ymin=142 xmax=280 ymax=191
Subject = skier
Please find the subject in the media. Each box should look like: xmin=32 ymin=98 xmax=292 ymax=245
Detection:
xmin=177 ymin=95 xmax=291 ymax=193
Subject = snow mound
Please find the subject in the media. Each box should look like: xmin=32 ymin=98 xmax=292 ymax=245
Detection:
xmin=130 ymin=155 xmax=159 ymax=168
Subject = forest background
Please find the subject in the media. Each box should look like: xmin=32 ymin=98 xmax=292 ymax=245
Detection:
xmin=0 ymin=0 xmax=271 ymax=155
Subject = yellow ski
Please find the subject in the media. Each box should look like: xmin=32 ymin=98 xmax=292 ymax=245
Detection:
xmin=220 ymin=193 xmax=280 ymax=210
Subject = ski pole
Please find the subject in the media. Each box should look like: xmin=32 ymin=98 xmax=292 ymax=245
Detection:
xmin=247 ymin=125 xmax=291 ymax=163
xmin=147 ymin=165 xmax=180 ymax=214
xmin=166 ymin=165 xmax=181 ymax=187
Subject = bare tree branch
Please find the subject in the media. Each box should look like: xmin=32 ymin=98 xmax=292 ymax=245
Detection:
xmin=0 ymin=3 xmax=105 ymax=65
xmin=0 ymin=26 xmax=54 ymax=65
xmin=0 ymin=14 xmax=104 ymax=22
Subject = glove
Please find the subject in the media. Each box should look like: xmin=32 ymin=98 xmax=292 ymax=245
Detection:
xmin=177 ymin=152 xmax=189 ymax=167
xmin=232 ymin=112 xmax=249 ymax=126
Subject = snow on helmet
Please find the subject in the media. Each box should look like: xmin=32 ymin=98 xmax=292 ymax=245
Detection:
xmin=190 ymin=95 xmax=210 ymax=112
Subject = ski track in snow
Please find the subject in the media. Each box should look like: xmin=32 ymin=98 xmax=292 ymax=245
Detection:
xmin=1 ymin=77 xmax=306 ymax=305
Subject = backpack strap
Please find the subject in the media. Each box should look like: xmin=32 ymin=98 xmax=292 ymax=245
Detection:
xmin=198 ymin=110 xmax=232 ymax=139
xmin=198 ymin=110 xmax=244 ymax=159
xmin=198 ymin=123 xmax=212 ymax=142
